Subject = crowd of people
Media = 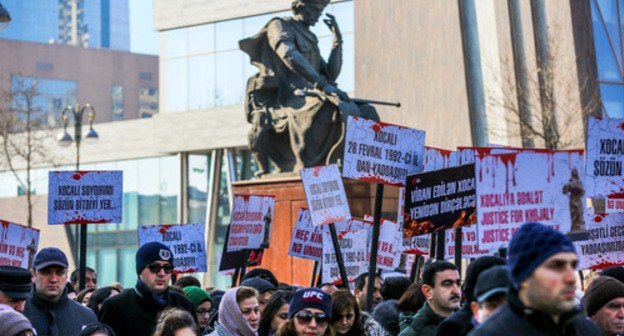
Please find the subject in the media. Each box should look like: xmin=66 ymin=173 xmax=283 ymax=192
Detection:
xmin=0 ymin=222 xmax=623 ymax=336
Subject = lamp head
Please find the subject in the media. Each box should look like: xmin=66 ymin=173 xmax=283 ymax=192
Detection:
xmin=0 ymin=3 xmax=11 ymax=32
xmin=57 ymin=132 xmax=73 ymax=146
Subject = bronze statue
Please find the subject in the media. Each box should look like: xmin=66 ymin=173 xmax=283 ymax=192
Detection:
xmin=240 ymin=0 xmax=378 ymax=176
xmin=562 ymin=168 xmax=586 ymax=232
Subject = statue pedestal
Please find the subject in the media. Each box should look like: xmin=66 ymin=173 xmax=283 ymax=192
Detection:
xmin=232 ymin=176 xmax=399 ymax=285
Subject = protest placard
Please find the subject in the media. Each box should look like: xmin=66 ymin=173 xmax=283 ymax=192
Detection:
xmin=322 ymin=229 xmax=367 ymax=286
xmin=444 ymin=225 xmax=489 ymax=259
xmin=476 ymin=150 xmax=585 ymax=251
xmin=138 ymin=223 xmax=207 ymax=273
xmin=575 ymin=209 xmax=624 ymax=270
xmin=48 ymin=171 xmax=123 ymax=224
xmin=362 ymin=215 xmax=401 ymax=270
xmin=404 ymin=164 xmax=477 ymax=237
xmin=289 ymin=208 xmax=324 ymax=262
xmin=401 ymin=147 xmax=460 ymax=255
xmin=0 ymin=220 xmax=40 ymax=268
xmin=300 ymin=165 xmax=351 ymax=226
xmin=227 ymin=194 xmax=275 ymax=252
xmin=219 ymin=224 xmax=264 ymax=272
xmin=585 ymin=117 xmax=624 ymax=213
xmin=423 ymin=146 xmax=456 ymax=172
xmin=343 ymin=116 xmax=425 ymax=186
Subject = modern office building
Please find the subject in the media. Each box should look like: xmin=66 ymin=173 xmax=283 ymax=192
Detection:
xmin=0 ymin=0 xmax=622 ymax=288
xmin=0 ymin=0 xmax=130 ymax=51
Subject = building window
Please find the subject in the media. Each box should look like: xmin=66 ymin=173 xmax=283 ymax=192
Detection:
xmin=112 ymin=85 xmax=124 ymax=121
xmin=591 ymin=0 xmax=624 ymax=118
xmin=139 ymin=87 xmax=159 ymax=118
xmin=11 ymin=76 xmax=77 ymax=129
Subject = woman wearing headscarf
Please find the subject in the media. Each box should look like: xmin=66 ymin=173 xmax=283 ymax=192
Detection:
xmin=208 ymin=286 xmax=260 ymax=336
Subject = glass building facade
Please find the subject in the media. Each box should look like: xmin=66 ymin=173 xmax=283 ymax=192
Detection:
xmin=161 ymin=1 xmax=355 ymax=112
xmin=0 ymin=0 xmax=130 ymax=51
xmin=591 ymin=0 xmax=624 ymax=117
xmin=11 ymin=76 xmax=77 ymax=129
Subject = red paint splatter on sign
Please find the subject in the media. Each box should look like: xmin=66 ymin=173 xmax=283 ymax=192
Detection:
xmin=158 ymin=225 xmax=174 ymax=234
xmin=63 ymin=217 xmax=110 ymax=225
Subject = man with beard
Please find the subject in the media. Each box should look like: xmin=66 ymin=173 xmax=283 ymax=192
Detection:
xmin=99 ymin=242 xmax=195 ymax=336
xmin=399 ymin=261 xmax=461 ymax=336
xmin=469 ymin=222 xmax=600 ymax=335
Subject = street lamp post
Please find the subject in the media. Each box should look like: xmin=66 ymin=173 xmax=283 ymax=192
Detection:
xmin=58 ymin=103 xmax=98 ymax=291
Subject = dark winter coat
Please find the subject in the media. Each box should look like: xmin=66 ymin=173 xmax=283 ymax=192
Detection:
xmin=25 ymin=287 xmax=98 ymax=336
xmin=398 ymin=302 xmax=445 ymax=336
xmin=468 ymin=288 xmax=601 ymax=336
xmin=98 ymin=280 xmax=195 ymax=336
xmin=435 ymin=304 xmax=474 ymax=336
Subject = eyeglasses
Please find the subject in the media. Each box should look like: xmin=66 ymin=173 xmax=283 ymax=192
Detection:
xmin=146 ymin=263 xmax=174 ymax=274
xmin=196 ymin=309 xmax=211 ymax=315
xmin=295 ymin=311 xmax=328 ymax=326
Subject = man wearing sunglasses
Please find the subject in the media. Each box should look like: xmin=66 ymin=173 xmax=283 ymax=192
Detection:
xmin=99 ymin=241 xmax=195 ymax=336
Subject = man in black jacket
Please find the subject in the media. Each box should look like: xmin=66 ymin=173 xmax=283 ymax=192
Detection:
xmin=469 ymin=222 xmax=601 ymax=336
xmin=435 ymin=256 xmax=505 ymax=336
xmin=99 ymin=242 xmax=195 ymax=336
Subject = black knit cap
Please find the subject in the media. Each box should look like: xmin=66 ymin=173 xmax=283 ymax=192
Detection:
xmin=240 ymin=277 xmax=276 ymax=294
xmin=135 ymin=241 xmax=173 ymax=275
xmin=463 ymin=256 xmax=505 ymax=302
xmin=508 ymin=222 xmax=576 ymax=289
xmin=584 ymin=276 xmax=624 ymax=317
xmin=600 ymin=266 xmax=624 ymax=284
xmin=242 ymin=268 xmax=279 ymax=288
xmin=0 ymin=266 xmax=32 ymax=299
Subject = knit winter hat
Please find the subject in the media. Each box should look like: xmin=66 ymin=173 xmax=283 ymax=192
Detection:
xmin=135 ymin=242 xmax=173 ymax=275
xmin=0 ymin=309 xmax=33 ymax=336
xmin=240 ymin=277 xmax=277 ymax=294
xmin=584 ymin=276 xmax=624 ymax=317
xmin=242 ymin=268 xmax=279 ymax=288
xmin=600 ymin=266 xmax=624 ymax=284
xmin=288 ymin=287 xmax=331 ymax=318
xmin=507 ymin=222 xmax=576 ymax=289
xmin=183 ymin=286 xmax=212 ymax=308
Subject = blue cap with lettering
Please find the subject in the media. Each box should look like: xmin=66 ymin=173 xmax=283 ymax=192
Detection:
xmin=288 ymin=287 xmax=331 ymax=318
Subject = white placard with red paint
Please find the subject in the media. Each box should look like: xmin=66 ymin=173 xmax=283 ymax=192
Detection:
xmin=444 ymin=225 xmax=489 ymax=259
xmin=138 ymin=223 xmax=207 ymax=273
xmin=423 ymin=146 xmax=456 ymax=172
xmin=289 ymin=208 xmax=324 ymax=261
xmin=343 ymin=116 xmax=425 ymax=186
xmin=475 ymin=150 xmax=585 ymax=252
xmin=585 ymin=117 xmax=624 ymax=210
xmin=0 ymin=220 xmax=40 ymax=268
xmin=48 ymin=171 xmax=123 ymax=225
xmin=322 ymin=229 xmax=368 ymax=285
xmin=575 ymin=209 xmax=624 ymax=270
xmin=227 ymin=195 xmax=275 ymax=251
xmin=363 ymin=215 xmax=401 ymax=271
xmin=300 ymin=165 xmax=351 ymax=226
